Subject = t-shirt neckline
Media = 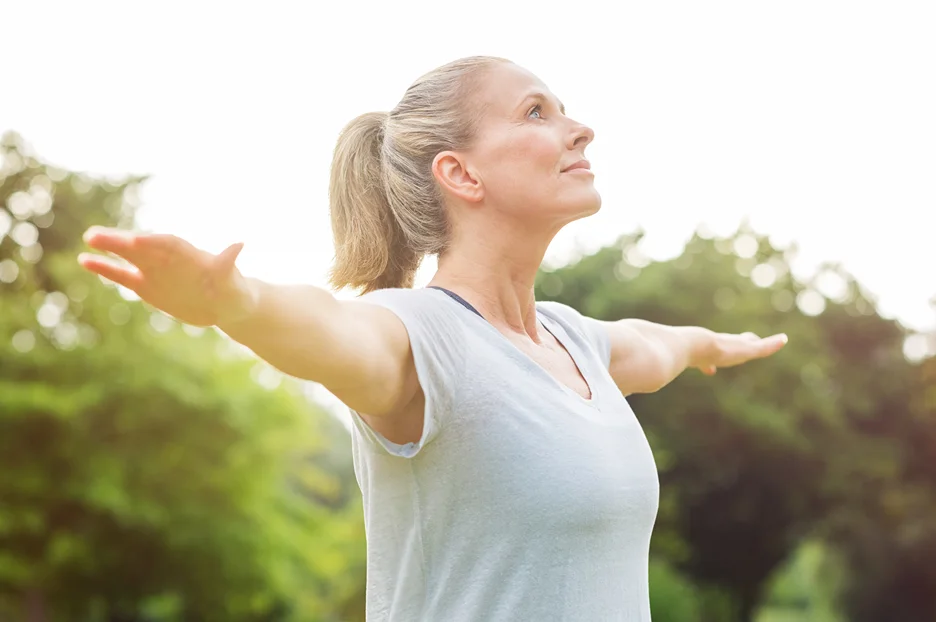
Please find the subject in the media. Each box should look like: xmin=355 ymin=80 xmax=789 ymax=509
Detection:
xmin=425 ymin=287 xmax=597 ymax=406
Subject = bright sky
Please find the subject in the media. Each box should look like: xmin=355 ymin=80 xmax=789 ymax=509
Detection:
xmin=6 ymin=1 xmax=935 ymax=340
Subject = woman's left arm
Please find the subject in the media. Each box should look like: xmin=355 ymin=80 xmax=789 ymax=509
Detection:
xmin=594 ymin=318 xmax=787 ymax=396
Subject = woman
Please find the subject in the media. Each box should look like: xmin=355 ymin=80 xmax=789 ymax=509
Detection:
xmin=79 ymin=56 xmax=787 ymax=621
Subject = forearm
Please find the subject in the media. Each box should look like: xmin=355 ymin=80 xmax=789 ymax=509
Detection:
xmin=619 ymin=319 xmax=715 ymax=390
xmin=605 ymin=315 xmax=785 ymax=394
xmin=217 ymin=278 xmax=343 ymax=381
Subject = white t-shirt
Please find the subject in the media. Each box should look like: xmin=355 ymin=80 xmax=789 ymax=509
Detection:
xmin=348 ymin=287 xmax=660 ymax=621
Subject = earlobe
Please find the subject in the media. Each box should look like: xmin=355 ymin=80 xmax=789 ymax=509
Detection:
xmin=433 ymin=151 xmax=483 ymax=203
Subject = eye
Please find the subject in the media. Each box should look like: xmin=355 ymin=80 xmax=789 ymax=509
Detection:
xmin=528 ymin=104 xmax=544 ymax=120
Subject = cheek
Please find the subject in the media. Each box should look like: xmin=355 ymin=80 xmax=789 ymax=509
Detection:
xmin=486 ymin=128 xmax=559 ymax=173
xmin=478 ymin=129 xmax=563 ymax=203
xmin=509 ymin=132 xmax=559 ymax=171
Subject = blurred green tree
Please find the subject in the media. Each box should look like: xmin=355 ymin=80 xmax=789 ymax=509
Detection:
xmin=0 ymin=133 xmax=365 ymax=621
xmin=5 ymin=127 xmax=933 ymax=622
xmin=826 ymin=347 xmax=936 ymax=622
xmin=536 ymin=227 xmax=931 ymax=621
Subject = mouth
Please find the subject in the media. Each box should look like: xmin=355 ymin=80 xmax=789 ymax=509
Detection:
xmin=561 ymin=159 xmax=591 ymax=173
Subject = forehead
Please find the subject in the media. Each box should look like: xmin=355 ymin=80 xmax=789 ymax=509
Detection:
xmin=476 ymin=63 xmax=558 ymax=115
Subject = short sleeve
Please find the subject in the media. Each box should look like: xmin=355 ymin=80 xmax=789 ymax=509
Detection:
xmin=346 ymin=287 xmax=467 ymax=458
xmin=536 ymin=300 xmax=612 ymax=369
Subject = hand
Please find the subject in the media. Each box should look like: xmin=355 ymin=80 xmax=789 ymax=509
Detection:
xmin=694 ymin=331 xmax=788 ymax=376
xmin=78 ymin=226 xmax=255 ymax=327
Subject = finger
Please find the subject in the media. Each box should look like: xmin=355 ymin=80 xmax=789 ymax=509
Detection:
xmin=132 ymin=234 xmax=194 ymax=269
xmin=135 ymin=232 xmax=196 ymax=255
xmin=215 ymin=242 xmax=244 ymax=272
xmin=83 ymin=226 xmax=135 ymax=250
xmin=753 ymin=333 xmax=788 ymax=358
xmin=78 ymin=253 xmax=144 ymax=291
xmin=767 ymin=333 xmax=788 ymax=350
xmin=83 ymin=227 xmax=149 ymax=264
xmin=741 ymin=332 xmax=760 ymax=341
xmin=86 ymin=229 xmax=191 ymax=271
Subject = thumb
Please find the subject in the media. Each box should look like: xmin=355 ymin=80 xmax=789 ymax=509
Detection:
xmin=216 ymin=242 xmax=244 ymax=271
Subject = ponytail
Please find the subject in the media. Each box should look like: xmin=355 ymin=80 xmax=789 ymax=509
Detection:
xmin=327 ymin=56 xmax=510 ymax=294
xmin=327 ymin=112 xmax=421 ymax=293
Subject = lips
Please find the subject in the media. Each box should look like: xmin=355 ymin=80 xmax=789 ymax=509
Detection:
xmin=562 ymin=159 xmax=591 ymax=172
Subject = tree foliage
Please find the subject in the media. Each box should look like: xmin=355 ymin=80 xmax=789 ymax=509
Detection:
xmin=4 ymin=129 xmax=935 ymax=621
xmin=537 ymin=228 xmax=935 ymax=621
xmin=0 ymin=133 xmax=365 ymax=621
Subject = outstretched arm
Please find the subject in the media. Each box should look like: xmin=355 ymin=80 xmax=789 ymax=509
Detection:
xmin=78 ymin=227 xmax=419 ymax=418
xmin=593 ymin=318 xmax=787 ymax=396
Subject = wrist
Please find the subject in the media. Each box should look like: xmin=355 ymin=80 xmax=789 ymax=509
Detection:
xmin=685 ymin=326 xmax=718 ymax=369
xmin=216 ymin=275 xmax=261 ymax=330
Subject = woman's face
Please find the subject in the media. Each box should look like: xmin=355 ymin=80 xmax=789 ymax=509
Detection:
xmin=465 ymin=62 xmax=600 ymax=228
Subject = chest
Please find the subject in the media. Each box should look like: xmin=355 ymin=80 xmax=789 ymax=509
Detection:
xmin=500 ymin=325 xmax=593 ymax=400
xmin=443 ymin=379 xmax=660 ymax=532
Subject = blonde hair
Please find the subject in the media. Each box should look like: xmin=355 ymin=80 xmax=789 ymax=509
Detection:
xmin=327 ymin=55 xmax=510 ymax=294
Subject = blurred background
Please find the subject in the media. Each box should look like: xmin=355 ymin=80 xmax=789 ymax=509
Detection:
xmin=2 ymin=1 xmax=934 ymax=620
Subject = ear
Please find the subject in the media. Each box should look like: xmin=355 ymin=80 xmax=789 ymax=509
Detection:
xmin=432 ymin=151 xmax=483 ymax=203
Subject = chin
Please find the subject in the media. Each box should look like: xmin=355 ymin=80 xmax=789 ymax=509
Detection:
xmin=556 ymin=200 xmax=601 ymax=227
xmin=588 ymin=195 xmax=602 ymax=215
xmin=537 ymin=189 xmax=602 ymax=223
xmin=575 ymin=192 xmax=602 ymax=218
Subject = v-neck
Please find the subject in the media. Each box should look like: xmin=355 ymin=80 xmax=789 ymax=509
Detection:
xmin=538 ymin=313 xmax=596 ymax=403
xmin=426 ymin=288 xmax=597 ymax=406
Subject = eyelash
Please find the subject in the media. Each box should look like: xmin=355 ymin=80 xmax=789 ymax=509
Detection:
xmin=528 ymin=104 xmax=544 ymax=120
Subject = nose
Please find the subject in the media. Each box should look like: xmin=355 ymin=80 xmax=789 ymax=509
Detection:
xmin=567 ymin=118 xmax=594 ymax=150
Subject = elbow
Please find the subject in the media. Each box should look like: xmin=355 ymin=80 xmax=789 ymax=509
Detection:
xmin=636 ymin=377 xmax=669 ymax=395
xmin=638 ymin=350 xmax=678 ymax=394
xmin=614 ymin=357 xmax=674 ymax=395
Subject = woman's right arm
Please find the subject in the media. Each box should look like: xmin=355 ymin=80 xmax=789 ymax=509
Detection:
xmin=78 ymin=227 xmax=418 ymax=418
xmin=218 ymin=279 xmax=419 ymax=417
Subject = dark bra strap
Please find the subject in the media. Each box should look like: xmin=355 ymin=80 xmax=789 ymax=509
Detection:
xmin=427 ymin=286 xmax=485 ymax=321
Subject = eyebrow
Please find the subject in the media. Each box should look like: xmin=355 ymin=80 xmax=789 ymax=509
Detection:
xmin=518 ymin=92 xmax=566 ymax=116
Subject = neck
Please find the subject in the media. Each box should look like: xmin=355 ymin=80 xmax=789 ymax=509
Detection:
xmin=428 ymin=220 xmax=556 ymax=340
